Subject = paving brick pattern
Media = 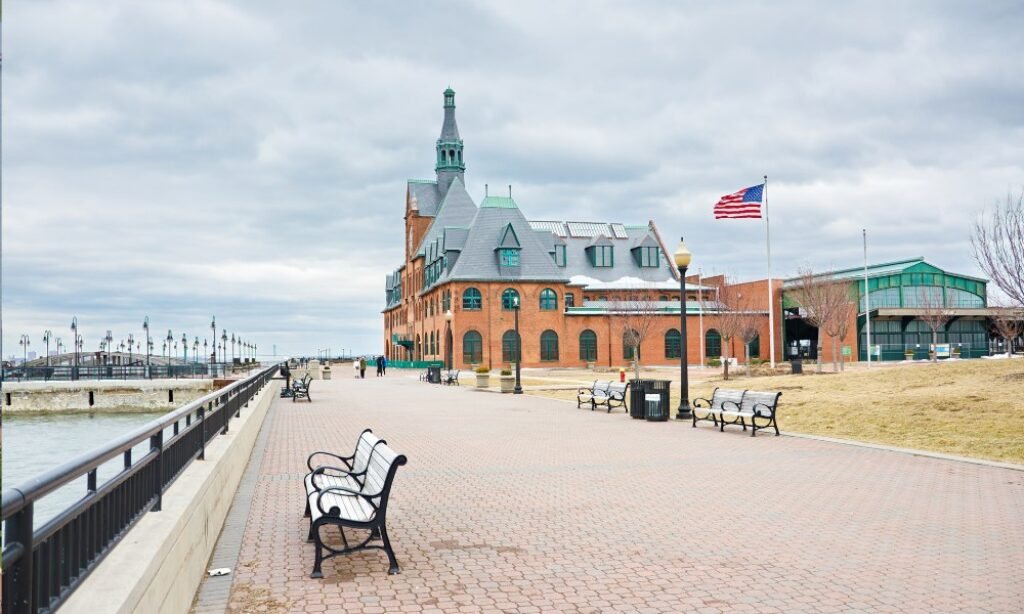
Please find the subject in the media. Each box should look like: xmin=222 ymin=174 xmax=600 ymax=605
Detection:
xmin=224 ymin=374 xmax=1024 ymax=613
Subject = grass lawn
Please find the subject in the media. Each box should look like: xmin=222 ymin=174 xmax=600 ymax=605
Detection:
xmin=522 ymin=360 xmax=1024 ymax=464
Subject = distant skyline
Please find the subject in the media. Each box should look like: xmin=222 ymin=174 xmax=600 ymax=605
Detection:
xmin=4 ymin=1 xmax=1023 ymax=356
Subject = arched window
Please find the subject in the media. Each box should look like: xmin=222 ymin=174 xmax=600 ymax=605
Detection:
xmin=449 ymin=149 xmax=455 ymax=161
xmin=665 ymin=329 xmax=681 ymax=359
xmin=705 ymin=329 xmax=721 ymax=359
xmin=540 ymin=330 xmax=559 ymax=361
xmin=502 ymin=330 xmax=520 ymax=363
xmin=623 ymin=329 xmax=640 ymax=361
xmin=416 ymin=334 xmax=422 ymax=361
xmin=462 ymin=287 xmax=482 ymax=310
xmin=539 ymin=288 xmax=558 ymax=311
xmin=463 ymin=331 xmax=483 ymax=364
xmin=502 ymin=288 xmax=520 ymax=310
xmin=428 ymin=331 xmax=434 ymax=356
xmin=457 ymin=150 xmax=462 ymax=163
xmin=579 ymin=330 xmax=597 ymax=361
xmin=747 ymin=334 xmax=760 ymax=358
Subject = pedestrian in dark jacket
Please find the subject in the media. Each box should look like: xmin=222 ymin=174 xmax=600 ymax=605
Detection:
xmin=359 ymin=357 xmax=366 ymax=379
xmin=376 ymin=355 xmax=384 ymax=377
xmin=382 ymin=356 xmax=387 ymax=375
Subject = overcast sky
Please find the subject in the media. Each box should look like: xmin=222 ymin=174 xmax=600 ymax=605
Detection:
xmin=3 ymin=1 xmax=1022 ymax=358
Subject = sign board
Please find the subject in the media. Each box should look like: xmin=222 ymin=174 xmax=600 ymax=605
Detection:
xmin=841 ymin=345 xmax=852 ymax=357
xmin=933 ymin=344 xmax=951 ymax=358
xmin=871 ymin=345 xmax=881 ymax=356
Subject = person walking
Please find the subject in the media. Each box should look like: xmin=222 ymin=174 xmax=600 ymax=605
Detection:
xmin=359 ymin=356 xmax=366 ymax=379
xmin=376 ymin=355 xmax=384 ymax=377
xmin=353 ymin=358 xmax=360 ymax=379
xmin=382 ymin=355 xmax=387 ymax=375
xmin=281 ymin=362 xmax=292 ymax=390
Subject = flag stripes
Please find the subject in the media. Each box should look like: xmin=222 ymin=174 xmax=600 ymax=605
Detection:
xmin=713 ymin=184 xmax=764 ymax=219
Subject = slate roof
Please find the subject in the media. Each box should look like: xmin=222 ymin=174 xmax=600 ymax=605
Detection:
xmin=414 ymin=176 xmax=478 ymax=257
xmin=408 ymin=180 xmax=441 ymax=217
xmin=446 ymin=198 xmax=569 ymax=282
xmin=548 ymin=223 xmax=678 ymax=289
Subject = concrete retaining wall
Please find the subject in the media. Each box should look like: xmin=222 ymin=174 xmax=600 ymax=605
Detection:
xmin=2 ymin=380 xmax=215 ymax=413
xmin=60 ymin=376 xmax=276 ymax=614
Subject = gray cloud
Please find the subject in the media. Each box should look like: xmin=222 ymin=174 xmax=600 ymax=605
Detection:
xmin=4 ymin=0 xmax=1023 ymax=357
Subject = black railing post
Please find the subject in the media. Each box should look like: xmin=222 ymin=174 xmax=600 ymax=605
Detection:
xmin=151 ymin=430 xmax=164 ymax=511
xmin=198 ymin=404 xmax=207 ymax=461
xmin=3 ymin=500 xmax=35 ymax=614
xmin=221 ymin=393 xmax=230 ymax=434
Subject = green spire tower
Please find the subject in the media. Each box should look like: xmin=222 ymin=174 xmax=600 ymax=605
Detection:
xmin=435 ymin=87 xmax=465 ymax=196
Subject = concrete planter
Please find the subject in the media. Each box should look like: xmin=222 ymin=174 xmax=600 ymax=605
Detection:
xmin=475 ymin=373 xmax=491 ymax=388
xmin=586 ymin=361 xmax=596 ymax=370
xmin=500 ymin=375 xmax=515 ymax=393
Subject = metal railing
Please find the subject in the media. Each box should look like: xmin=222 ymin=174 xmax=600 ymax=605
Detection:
xmin=1 ymin=364 xmax=280 ymax=613
xmin=1 ymin=363 xmax=260 ymax=382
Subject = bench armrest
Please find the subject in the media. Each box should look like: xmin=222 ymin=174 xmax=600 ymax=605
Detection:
xmin=721 ymin=400 xmax=741 ymax=411
xmin=752 ymin=402 xmax=776 ymax=417
xmin=692 ymin=397 xmax=713 ymax=409
xmin=311 ymin=464 xmax=365 ymax=479
xmin=306 ymin=451 xmax=354 ymax=472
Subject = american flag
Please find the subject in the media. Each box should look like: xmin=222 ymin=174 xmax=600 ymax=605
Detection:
xmin=713 ymin=184 xmax=764 ymax=219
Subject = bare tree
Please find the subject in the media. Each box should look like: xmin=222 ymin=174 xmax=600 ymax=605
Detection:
xmin=916 ymin=286 xmax=953 ymax=363
xmin=789 ymin=268 xmax=839 ymax=373
xmin=820 ymin=281 xmax=858 ymax=372
xmin=990 ymin=304 xmax=1024 ymax=357
xmin=715 ymin=279 xmax=757 ymax=380
xmin=972 ymin=190 xmax=1024 ymax=308
xmin=612 ymin=289 xmax=661 ymax=380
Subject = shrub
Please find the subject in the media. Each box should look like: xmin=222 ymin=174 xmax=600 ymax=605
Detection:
xmin=500 ymin=368 xmax=512 ymax=376
xmin=475 ymin=366 xmax=490 ymax=374
xmin=706 ymin=358 xmax=721 ymax=367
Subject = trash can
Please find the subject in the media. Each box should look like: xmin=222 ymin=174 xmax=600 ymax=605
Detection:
xmin=629 ymin=380 xmax=647 ymax=419
xmin=644 ymin=394 xmax=665 ymax=421
xmin=790 ymin=359 xmax=803 ymax=374
xmin=428 ymin=365 xmax=441 ymax=384
xmin=322 ymin=367 xmax=332 ymax=380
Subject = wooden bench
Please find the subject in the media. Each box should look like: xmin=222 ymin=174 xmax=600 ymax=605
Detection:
xmin=444 ymin=369 xmax=460 ymax=386
xmin=692 ymin=388 xmax=781 ymax=436
xmin=303 ymin=429 xmax=385 ymax=517
xmin=305 ymin=438 xmax=407 ymax=578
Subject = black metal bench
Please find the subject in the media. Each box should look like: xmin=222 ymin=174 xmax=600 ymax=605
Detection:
xmin=444 ymin=369 xmax=460 ymax=386
xmin=303 ymin=429 xmax=385 ymax=517
xmin=305 ymin=439 xmax=407 ymax=578
xmin=577 ymin=380 xmax=629 ymax=412
xmin=692 ymin=388 xmax=781 ymax=436
xmin=292 ymin=374 xmax=312 ymax=403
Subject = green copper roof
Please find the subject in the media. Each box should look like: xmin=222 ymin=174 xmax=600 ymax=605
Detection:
xmin=480 ymin=195 xmax=518 ymax=209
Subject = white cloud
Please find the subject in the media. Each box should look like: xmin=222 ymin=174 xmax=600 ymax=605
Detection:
xmin=4 ymin=0 xmax=1023 ymax=356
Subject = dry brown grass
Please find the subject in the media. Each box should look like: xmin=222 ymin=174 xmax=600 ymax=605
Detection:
xmin=522 ymin=360 xmax=1024 ymax=464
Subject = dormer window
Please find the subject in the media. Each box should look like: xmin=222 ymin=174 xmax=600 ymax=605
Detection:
xmin=634 ymin=246 xmax=660 ymax=267
xmin=588 ymin=245 xmax=614 ymax=267
xmin=499 ymin=248 xmax=520 ymax=267
xmin=554 ymin=244 xmax=567 ymax=267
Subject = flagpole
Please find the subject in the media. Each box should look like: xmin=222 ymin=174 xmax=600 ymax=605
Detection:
xmin=698 ymin=268 xmax=705 ymax=369
xmin=764 ymin=175 xmax=776 ymax=368
xmin=863 ymin=228 xmax=871 ymax=369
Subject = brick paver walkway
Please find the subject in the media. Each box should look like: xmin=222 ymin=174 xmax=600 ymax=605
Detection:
xmin=222 ymin=373 xmax=1024 ymax=613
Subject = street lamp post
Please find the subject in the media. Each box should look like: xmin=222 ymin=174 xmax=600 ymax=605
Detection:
xmin=56 ymin=337 xmax=64 ymax=361
xmin=104 ymin=330 xmax=114 ymax=365
xmin=674 ymin=237 xmax=693 ymax=420
xmin=70 ymin=316 xmax=79 ymax=380
xmin=182 ymin=333 xmax=188 ymax=364
xmin=127 ymin=333 xmax=135 ymax=371
xmin=444 ymin=309 xmax=454 ymax=371
xmin=210 ymin=317 xmax=217 ymax=364
xmin=143 ymin=316 xmax=151 ymax=378
xmin=19 ymin=334 xmax=31 ymax=367
xmin=231 ymin=334 xmax=236 ymax=364
xmin=43 ymin=330 xmax=52 ymax=367
xmin=193 ymin=337 xmax=200 ymax=364
xmin=221 ymin=330 xmax=228 ymax=367
xmin=512 ymin=296 xmax=523 ymax=394
xmin=166 ymin=330 xmax=174 ymax=374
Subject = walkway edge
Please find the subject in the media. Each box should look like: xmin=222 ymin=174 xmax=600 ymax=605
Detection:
xmin=781 ymin=431 xmax=1024 ymax=472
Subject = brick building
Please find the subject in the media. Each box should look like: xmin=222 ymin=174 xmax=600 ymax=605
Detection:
xmin=382 ymin=88 xmax=780 ymax=369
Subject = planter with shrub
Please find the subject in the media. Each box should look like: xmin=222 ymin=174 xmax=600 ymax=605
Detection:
xmin=475 ymin=366 xmax=491 ymax=388
xmin=500 ymin=368 xmax=515 ymax=393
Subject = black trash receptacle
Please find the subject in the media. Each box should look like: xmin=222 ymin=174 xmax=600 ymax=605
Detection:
xmin=628 ymin=380 xmax=648 ymax=419
xmin=645 ymin=380 xmax=671 ymax=421
xmin=428 ymin=365 xmax=441 ymax=383
xmin=790 ymin=359 xmax=803 ymax=374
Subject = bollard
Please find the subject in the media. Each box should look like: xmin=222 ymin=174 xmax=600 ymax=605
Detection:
xmin=619 ymin=368 xmax=625 ymax=383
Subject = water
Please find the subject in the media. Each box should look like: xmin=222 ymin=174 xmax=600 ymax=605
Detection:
xmin=3 ymin=410 xmax=168 ymax=526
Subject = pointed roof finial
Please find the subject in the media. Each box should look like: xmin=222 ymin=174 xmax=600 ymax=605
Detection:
xmin=485 ymin=183 xmax=489 ymax=196
xmin=508 ymin=184 xmax=512 ymax=198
